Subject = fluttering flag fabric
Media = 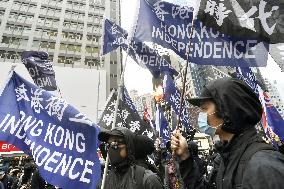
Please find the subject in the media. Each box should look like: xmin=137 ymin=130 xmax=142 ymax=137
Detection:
xmin=197 ymin=0 xmax=284 ymax=44
xmin=269 ymin=43 xmax=284 ymax=72
xmin=235 ymin=67 xmax=259 ymax=94
xmin=21 ymin=51 xmax=58 ymax=91
xmin=258 ymin=86 xmax=284 ymax=141
xmin=101 ymin=18 xmax=178 ymax=76
xmin=101 ymin=18 xmax=127 ymax=55
xmin=163 ymin=73 xmax=191 ymax=131
xmin=98 ymin=89 xmax=156 ymax=139
xmin=155 ymin=105 xmax=170 ymax=146
xmin=133 ymin=0 xmax=269 ymax=67
xmin=0 ymin=72 xmax=101 ymax=189
xmin=236 ymin=67 xmax=284 ymax=142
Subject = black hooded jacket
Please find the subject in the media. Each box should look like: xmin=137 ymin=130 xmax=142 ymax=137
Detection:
xmin=181 ymin=78 xmax=284 ymax=189
xmin=96 ymin=127 xmax=163 ymax=189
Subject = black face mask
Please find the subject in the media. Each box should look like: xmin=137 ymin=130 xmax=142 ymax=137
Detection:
xmin=108 ymin=147 xmax=126 ymax=167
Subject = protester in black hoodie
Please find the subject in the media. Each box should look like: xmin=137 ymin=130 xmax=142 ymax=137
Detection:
xmin=96 ymin=127 xmax=163 ymax=189
xmin=171 ymin=78 xmax=284 ymax=189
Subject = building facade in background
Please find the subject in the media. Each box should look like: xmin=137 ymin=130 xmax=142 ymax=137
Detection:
xmin=0 ymin=0 xmax=121 ymax=95
xmin=264 ymin=79 xmax=284 ymax=119
xmin=129 ymin=89 xmax=155 ymax=118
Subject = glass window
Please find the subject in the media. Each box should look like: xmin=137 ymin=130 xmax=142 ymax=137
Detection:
xmin=32 ymin=40 xmax=40 ymax=49
xmin=23 ymin=27 xmax=31 ymax=36
xmin=20 ymin=39 xmax=28 ymax=48
xmin=60 ymin=43 xmax=67 ymax=51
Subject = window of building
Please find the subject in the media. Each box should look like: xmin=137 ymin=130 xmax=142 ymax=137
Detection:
xmin=32 ymin=40 xmax=40 ymax=49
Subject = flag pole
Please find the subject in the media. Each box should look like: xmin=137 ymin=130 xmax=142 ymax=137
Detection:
xmin=100 ymin=35 xmax=132 ymax=189
xmin=176 ymin=18 xmax=195 ymax=131
xmin=0 ymin=64 xmax=17 ymax=96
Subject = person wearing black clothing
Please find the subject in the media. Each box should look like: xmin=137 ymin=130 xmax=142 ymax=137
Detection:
xmin=96 ymin=127 xmax=163 ymax=189
xmin=171 ymin=78 xmax=284 ymax=189
xmin=0 ymin=169 xmax=13 ymax=189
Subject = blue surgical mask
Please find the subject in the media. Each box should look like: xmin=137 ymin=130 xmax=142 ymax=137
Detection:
xmin=198 ymin=112 xmax=217 ymax=137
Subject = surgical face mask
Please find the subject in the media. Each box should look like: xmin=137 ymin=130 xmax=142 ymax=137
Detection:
xmin=198 ymin=112 xmax=217 ymax=137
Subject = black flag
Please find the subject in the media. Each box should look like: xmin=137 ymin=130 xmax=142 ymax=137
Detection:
xmin=197 ymin=0 xmax=284 ymax=43
xmin=98 ymin=89 xmax=156 ymax=139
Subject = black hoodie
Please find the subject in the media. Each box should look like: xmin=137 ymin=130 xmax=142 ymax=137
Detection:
xmin=180 ymin=78 xmax=284 ymax=189
xmin=96 ymin=127 xmax=162 ymax=189
xmin=205 ymin=78 xmax=262 ymax=134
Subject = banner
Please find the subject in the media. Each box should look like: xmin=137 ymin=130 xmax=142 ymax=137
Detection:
xmin=98 ymin=90 xmax=155 ymax=139
xmin=134 ymin=0 xmax=269 ymax=67
xmin=0 ymin=72 xmax=101 ymax=189
xmin=101 ymin=18 xmax=178 ymax=76
xmin=197 ymin=0 xmax=284 ymax=44
xmin=163 ymin=74 xmax=191 ymax=130
xmin=21 ymin=51 xmax=57 ymax=91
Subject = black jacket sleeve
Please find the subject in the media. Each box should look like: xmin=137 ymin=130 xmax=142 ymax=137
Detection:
xmin=242 ymin=150 xmax=284 ymax=189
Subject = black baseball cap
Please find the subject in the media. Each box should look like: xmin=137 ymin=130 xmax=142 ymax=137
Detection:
xmin=98 ymin=128 xmax=124 ymax=142
xmin=187 ymin=87 xmax=213 ymax=107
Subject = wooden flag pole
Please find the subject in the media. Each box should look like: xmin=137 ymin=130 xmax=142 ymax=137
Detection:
xmin=176 ymin=18 xmax=196 ymax=131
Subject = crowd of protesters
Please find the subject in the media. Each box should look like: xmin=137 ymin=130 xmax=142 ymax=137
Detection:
xmin=1 ymin=78 xmax=284 ymax=189
xmin=0 ymin=156 xmax=61 ymax=189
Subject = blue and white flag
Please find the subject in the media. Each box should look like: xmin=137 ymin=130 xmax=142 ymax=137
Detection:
xmin=101 ymin=18 xmax=178 ymax=76
xmin=123 ymin=87 xmax=138 ymax=114
xmin=155 ymin=105 xmax=170 ymax=146
xmin=134 ymin=0 xmax=269 ymax=67
xmin=0 ymin=72 xmax=101 ymax=189
xmin=236 ymin=67 xmax=258 ymax=94
xmin=101 ymin=18 xmax=128 ymax=55
xmin=21 ymin=51 xmax=58 ymax=91
xmin=163 ymin=74 xmax=191 ymax=130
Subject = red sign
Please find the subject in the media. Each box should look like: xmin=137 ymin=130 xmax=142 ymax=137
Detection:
xmin=0 ymin=142 xmax=20 ymax=152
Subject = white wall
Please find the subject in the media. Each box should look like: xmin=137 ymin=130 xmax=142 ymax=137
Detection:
xmin=0 ymin=62 xmax=107 ymax=122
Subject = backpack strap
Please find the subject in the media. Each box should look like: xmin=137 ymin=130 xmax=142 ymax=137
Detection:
xmin=234 ymin=142 xmax=275 ymax=188
xmin=134 ymin=165 xmax=157 ymax=189
xmin=134 ymin=165 xmax=146 ymax=189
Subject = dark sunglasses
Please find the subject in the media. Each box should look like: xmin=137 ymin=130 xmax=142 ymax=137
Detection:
xmin=105 ymin=141 xmax=126 ymax=150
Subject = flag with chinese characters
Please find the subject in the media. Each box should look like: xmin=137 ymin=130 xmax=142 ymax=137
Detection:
xmin=97 ymin=89 xmax=156 ymax=139
xmin=197 ymin=0 xmax=284 ymax=43
xmin=21 ymin=51 xmax=57 ymax=91
xmin=155 ymin=105 xmax=170 ymax=146
xmin=133 ymin=0 xmax=268 ymax=67
xmin=0 ymin=72 xmax=101 ymax=189
xmin=163 ymin=73 xmax=192 ymax=131
xmin=101 ymin=18 xmax=178 ymax=76
xmin=101 ymin=18 xmax=128 ymax=55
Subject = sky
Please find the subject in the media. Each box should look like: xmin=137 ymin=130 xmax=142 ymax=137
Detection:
xmin=121 ymin=0 xmax=153 ymax=96
xmin=121 ymin=0 xmax=284 ymax=102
